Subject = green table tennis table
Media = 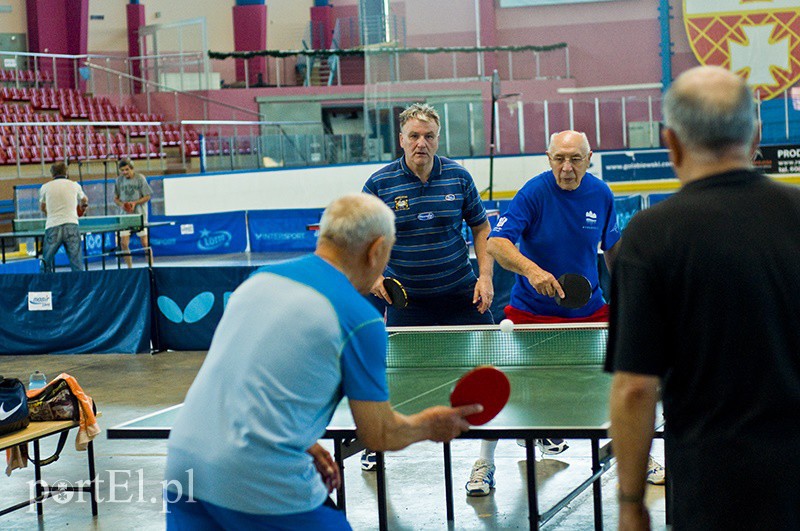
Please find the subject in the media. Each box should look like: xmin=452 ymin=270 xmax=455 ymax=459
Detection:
xmin=108 ymin=324 xmax=647 ymax=530
xmin=0 ymin=214 xmax=169 ymax=269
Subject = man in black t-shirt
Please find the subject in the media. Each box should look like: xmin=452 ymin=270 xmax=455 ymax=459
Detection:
xmin=606 ymin=65 xmax=800 ymax=530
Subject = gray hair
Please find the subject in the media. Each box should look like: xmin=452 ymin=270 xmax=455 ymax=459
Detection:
xmin=547 ymin=131 xmax=590 ymax=154
xmin=319 ymin=194 xmax=395 ymax=251
xmin=663 ymin=69 xmax=756 ymax=153
xmin=399 ymin=103 xmax=440 ymax=131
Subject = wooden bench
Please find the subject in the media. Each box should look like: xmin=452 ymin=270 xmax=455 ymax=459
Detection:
xmin=0 ymin=420 xmax=97 ymax=517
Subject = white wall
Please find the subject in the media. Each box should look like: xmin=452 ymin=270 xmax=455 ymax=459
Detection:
xmin=163 ymin=154 xmax=552 ymax=215
xmin=86 ymin=0 xmax=315 ymax=55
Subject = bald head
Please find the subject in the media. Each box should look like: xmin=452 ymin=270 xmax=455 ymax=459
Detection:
xmin=663 ymin=66 xmax=756 ymax=155
xmin=546 ymin=130 xmax=593 ymax=191
xmin=548 ymin=131 xmax=590 ymax=154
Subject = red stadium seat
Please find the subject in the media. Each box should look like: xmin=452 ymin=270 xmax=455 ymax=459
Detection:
xmin=95 ymin=144 xmax=108 ymax=159
xmin=4 ymin=147 xmax=16 ymax=164
xmin=117 ymin=143 xmax=131 ymax=158
xmin=41 ymin=146 xmax=54 ymax=162
xmin=28 ymin=146 xmax=41 ymax=163
xmin=18 ymin=146 xmax=31 ymax=163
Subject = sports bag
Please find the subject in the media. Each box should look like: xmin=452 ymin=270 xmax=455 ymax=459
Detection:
xmin=0 ymin=376 xmax=30 ymax=435
xmin=27 ymin=378 xmax=80 ymax=422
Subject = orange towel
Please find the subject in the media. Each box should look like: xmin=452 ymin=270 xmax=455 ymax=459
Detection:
xmin=25 ymin=372 xmax=101 ymax=450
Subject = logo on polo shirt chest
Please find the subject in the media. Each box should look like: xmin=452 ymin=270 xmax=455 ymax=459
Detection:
xmin=394 ymin=196 xmax=409 ymax=211
xmin=445 ymin=194 xmax=456 ymax=201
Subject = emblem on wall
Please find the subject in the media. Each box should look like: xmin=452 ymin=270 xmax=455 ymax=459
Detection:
xmin=683 ymin=0 xmax=800 ymax=99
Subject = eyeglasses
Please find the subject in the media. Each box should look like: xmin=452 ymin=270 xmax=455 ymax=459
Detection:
xmin=549 ymin=154 xmax=588 ymax=166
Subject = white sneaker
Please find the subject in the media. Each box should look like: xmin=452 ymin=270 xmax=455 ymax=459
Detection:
xmin=646 ymin=456 xmax=665 ymax=485
xmin=535 ymin=438 xmax=569 ymax=455
xmin=465 ymin=458 xmax=496 ymax=497
xmin=360 ymin=450 xmax=377 ymax=471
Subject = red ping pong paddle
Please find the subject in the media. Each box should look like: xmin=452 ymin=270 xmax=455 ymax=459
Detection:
xmin=555 ymin=273 xmax=592 ymax=309
xmin=450 ymin=366 xmax=510 ymax=425
xmin=383 ymin=277 xmax=408 ymax=309
xmin=76 ymin=204 xmax=87 ymax=217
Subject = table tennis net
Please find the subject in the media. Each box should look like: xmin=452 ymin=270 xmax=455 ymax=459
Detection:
xmin=385 ymin=326 xmax=608 ymax=368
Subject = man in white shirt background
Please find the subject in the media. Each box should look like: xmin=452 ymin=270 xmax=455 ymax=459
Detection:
xmin=39 ymin=161 xmax=89 ymax=273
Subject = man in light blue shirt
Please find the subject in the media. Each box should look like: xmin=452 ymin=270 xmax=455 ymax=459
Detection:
xmin=165 ymin=194 xmax=481 ymax=530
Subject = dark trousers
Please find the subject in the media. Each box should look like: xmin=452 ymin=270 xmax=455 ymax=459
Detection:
xmin=386 ymin=289 xmax=495 ymax=326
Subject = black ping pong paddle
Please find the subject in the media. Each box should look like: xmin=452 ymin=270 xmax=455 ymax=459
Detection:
xmin=450 ymin=366 xmax=510 ymax=425
xmin=383 ymin=277 xmax=408 ymax=309
xmin=554 ymin=273 xmax=592 ymax=309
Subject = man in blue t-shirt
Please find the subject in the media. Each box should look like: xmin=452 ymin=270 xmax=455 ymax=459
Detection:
xmin=488 ymin=130 xmax=620 ymax=322
xmin=465 ymin=130 xmax=629 ymax=497
xmin=164 ymin=194 xmax=481 ymax=530
xmin=363 ymin=103 xmax=494 ymax=328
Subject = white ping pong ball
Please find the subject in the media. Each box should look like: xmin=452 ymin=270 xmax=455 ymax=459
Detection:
xmin=499 ymin=319 xmax=515 ymax=333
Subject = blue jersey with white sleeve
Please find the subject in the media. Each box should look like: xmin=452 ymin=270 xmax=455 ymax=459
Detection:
xmin=165 ymin=254 xmax=388 ymax=516
xmin=489 ymin=170 xmax=620 ymax=317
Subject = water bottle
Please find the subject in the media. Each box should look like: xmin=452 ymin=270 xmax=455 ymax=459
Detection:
xmin=29 ymin=371 xmax=47 ymax=390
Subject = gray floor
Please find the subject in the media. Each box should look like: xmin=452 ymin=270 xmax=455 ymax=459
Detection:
xmin=0 ymin=352 xmax=667 ymax=530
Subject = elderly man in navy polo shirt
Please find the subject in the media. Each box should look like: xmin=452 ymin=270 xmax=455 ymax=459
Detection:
xmin=361 ymin=102 xmax=495 ymax=471
xmin=363 ymin=103 xmax=494 ymax=327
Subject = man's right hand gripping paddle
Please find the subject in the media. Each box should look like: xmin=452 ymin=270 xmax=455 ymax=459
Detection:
xmin=554 ymin=273 xmax=592 ymax=309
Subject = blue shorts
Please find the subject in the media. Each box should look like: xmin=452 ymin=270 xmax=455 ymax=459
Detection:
xmin=165 ymin=491 xmax=352 ymax=531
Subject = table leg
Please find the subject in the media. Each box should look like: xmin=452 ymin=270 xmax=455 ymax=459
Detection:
xmin=87 ymin=440 xmax=98 ymax=516
xmin=376 ymin=451 xmax=388 ymax=531
xmin=591 ymin=438 xmax=603 ymax=530
xmin=664 ymin=451 xmax=671 ymax=526
xmin=333 ymin=439 xmax=347 ymax=512
xmin=101 ymin=232 xmax=107 ymax=270
xmin=147 ymin=228 xmax=153 ymax=267
xmin=82 ymin=234 xmax=89 ymax=271
xmin=115 ymin=231 xmax=121 ymax=269
xmin=526 ymin=437 xmax=539 ymax=530
xmin=34 ymin=439 xmax=43 ymax=517
xmin=443 ymin=442 xmax=454 ymax=522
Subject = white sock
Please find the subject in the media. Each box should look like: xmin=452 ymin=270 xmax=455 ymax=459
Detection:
xmin=479 ymin=439 xmax=498 ymax=462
